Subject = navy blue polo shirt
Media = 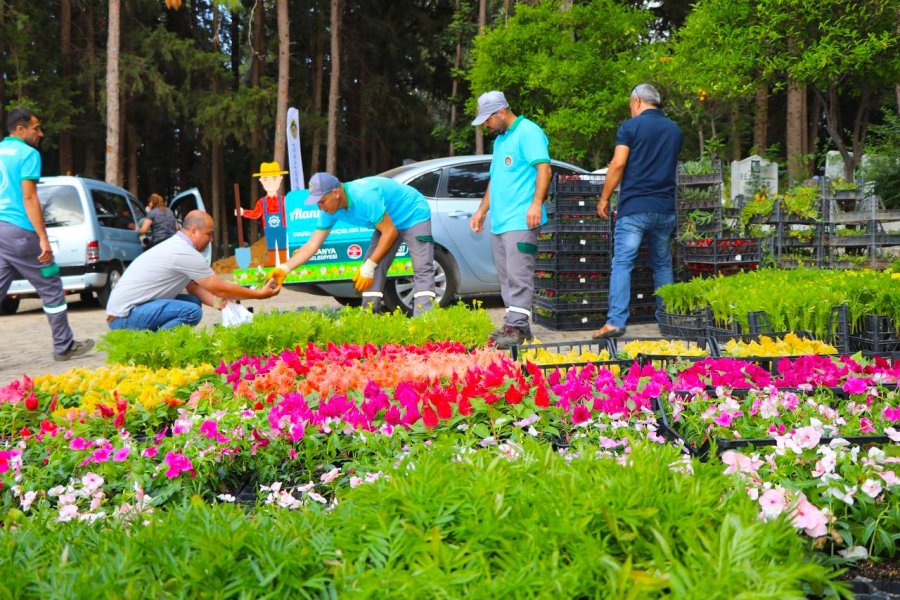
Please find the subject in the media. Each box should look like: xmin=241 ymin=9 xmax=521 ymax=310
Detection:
xmin=615 ymin=108 xmax=683 ymax=217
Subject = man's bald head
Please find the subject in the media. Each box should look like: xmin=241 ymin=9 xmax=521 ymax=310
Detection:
xmin=182 ymin=210 xmax=214 ymax=252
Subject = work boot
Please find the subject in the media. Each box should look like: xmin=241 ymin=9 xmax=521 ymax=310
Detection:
xmin=54 ymin=339 xmax=95 ymax=362
xmin=493 ymin=325 xmax=533 ymax=350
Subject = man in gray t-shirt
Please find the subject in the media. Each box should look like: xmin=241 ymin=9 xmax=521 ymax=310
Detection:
xmin=106 ymin=211 xmax=279 ymax=331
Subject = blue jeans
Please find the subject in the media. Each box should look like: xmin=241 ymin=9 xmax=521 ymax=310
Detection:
xmin=606 ymin=212 xmax=676 ymax=328
xmin=108 ymin=294 xmax=203 ymax=331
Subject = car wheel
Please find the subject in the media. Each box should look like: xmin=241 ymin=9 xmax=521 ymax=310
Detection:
xmin=384 ymin=250 xmax=458 ymax=316
xmin=97 ymin=265 xmax=123 ymax=308
xmin=80 ymin=290 xmax=98 ymax=305
xmin=0 ymin=296 xmax=20 ymax=315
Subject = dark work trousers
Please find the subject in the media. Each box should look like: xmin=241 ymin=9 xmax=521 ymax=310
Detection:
xmin=362 ymin=220 xmax=436 ymax=316
xmin=491 ymin=228 xmax=537 ymax=330
xmin=0 ymin=221 xmax=75 ymax=354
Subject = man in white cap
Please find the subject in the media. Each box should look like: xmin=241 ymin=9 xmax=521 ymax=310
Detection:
xmin=469 ymin=90 xmax=551 ymax=349
xmin=272 ymin=172 xmax=437 ymax=316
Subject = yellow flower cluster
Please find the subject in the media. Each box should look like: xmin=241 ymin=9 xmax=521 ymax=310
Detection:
xmin=519 ymin=341 xmax=612 ymax=365
xmin=35 ymin=364 xmax=215 ymax=416
xmin=622 ymin=340 xmax=708 ymax=359
xmin=722 ymin=333 xmax=837 ymax=357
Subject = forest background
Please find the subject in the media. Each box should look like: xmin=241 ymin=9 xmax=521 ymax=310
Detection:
xmin=1 ymin=0 xmax=897 ymax=259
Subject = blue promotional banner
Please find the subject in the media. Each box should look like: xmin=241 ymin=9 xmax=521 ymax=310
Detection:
xmin=234 ymin=188 xmax=412 ymax=286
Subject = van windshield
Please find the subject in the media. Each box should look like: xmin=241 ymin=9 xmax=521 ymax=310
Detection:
xmin=37 ymin=185 xmax=84 ymax=227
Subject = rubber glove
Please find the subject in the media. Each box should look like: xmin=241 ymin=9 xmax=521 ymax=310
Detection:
xmin=352 ymin=259 xmax=378 ymax=292
xmin=270 ymin=268 xmax=287 ymax=288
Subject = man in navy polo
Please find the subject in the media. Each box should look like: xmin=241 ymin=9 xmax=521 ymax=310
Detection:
xmin=593 ymin=84 xmax=683 ymax=339
xmin=470 ymin=91 xmax=551 ymax=349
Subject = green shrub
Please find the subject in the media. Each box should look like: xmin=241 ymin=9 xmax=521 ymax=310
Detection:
xmin=99 ymin=304 xmax=495 ymax=368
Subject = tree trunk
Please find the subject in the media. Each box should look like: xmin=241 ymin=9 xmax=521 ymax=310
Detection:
xmin=105 ymin=0 xmax=121 ymax=186
xmin=126 ymin=123 xmax=138 ymax=196
xmin=310 ymin=14 xmax=325 ymax=174
xmin=729 ymin=101 xmax=741 ymax=161
xmin=273 ymin=0 xmax=289 ymax=167
xmin=786 ymin=80 xmax=806 ymax=182
xmin=211 ymin=3 xmax=228 ymax=258
xmin=326 ymin=0 xmax=342 ymax=174
xmin=474 ymin=0 xmax=487 ymax=154
xmin=83 ymin=1 xmax=97 ymax=178
xmin=59 ymin=0 xmax=73 ymax=174
xmin=248 ymin=0 xmax=265 ymax=242
xmin=230 ymin=9 xmax=241 ymax=92
xmin=753 ymin=82 xmax=768 ymax=155
xmin=807 ymin=92 xmax=822 ymax=175
xmin=449 ymin=0 xmax=463 ymax=156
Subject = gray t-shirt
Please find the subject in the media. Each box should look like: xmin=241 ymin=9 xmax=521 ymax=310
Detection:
xmin=106 ymin=231 xmax=214 ymax=317
xmin=146 ymin=207 xmax=177 ymax=243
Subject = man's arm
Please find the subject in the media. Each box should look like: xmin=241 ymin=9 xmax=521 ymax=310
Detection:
xmin=21 ymin=180 xmax=52 ymax=263
xmin=597 ymin=145 xmax=630 ymax=219
xmin=193 ymin=274 xmax=280 ymax=302
xmin=280 ymin=228 xmax=331 ymax=273
xmin=365 ymin=213 xmax=399 ymax=266
xmin=525 ymin=162 xmax=552 ymax=229
xmin=470 ymin=182 xmax=491 ymax=233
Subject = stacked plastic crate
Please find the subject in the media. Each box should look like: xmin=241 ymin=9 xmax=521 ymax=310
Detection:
xmin=677 ymin=160 xmax=761 ymax=278
xmin=533 ymin=174 xmax=611 ymax=331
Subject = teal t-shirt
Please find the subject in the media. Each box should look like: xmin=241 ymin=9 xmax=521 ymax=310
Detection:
xmin=0 ymin=136 xmax=42 ymax=232
xmin=488 ymin=116 xmax=550 ymax=234
xmin=316 ymin=176 xmax=430 ymax=231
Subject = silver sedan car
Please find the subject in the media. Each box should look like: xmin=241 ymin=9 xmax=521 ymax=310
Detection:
xmin=302 ymin=155 xmax=589 ymax=314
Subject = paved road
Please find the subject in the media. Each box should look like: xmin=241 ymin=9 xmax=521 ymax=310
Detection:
xmin=0 ymin=288 xmax=658 ymax=386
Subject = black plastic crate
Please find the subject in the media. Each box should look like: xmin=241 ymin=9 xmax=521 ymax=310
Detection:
xmin=608 ymin=335 xmax=712 ymax=365
xmin=676 ymin=195 xmax=722 ymax=211
xmin=685 ymin=262 xmax=759 ymax=278
xmin=657 ymin=308 xmax=710 ymax=342
xmin=541 ymin=219 xmax=612 ymax=234
xmin=535 ymin=252 xmax=609 ymax=271
xmin=676 ymin=159 xmax=723 ymax=185
xmin=534 ymin=306 xmax=604 ymax=331
xmin=708 ymin=331 xmax=837 ymax=373
xmin=537 ymin=231 xmax=611 ymax=254
xmin=535 ymin=290 xmax=609 ymax=312
xmin=849 ymin=315 xmax=900 ymax=353
xmin=534 ymin=270 xmax=608 ymax=292
xmin=546 ymin=195 xmax=598 ymax=215
xmin=680 ymin=238 xmax=760 ymax=264
xmin=509 ymin=339 xmax=635 ymax=375
xmin=554 ymin=174 xmax=605 ymax=195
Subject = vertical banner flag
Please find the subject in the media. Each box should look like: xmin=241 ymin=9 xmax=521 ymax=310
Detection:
xmin=286 ymin=107 xmax=304 ymax=192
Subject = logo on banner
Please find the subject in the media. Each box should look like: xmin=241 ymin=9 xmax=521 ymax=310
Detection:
xmin=347 ymin=244 xmax=363 ymax=259
xmin=267 ymin=214 xmax=282 ymax=228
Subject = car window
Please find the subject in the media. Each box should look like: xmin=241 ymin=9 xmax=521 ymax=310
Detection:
xmin=92 ymin=189 xmax=136 ymax=230
xmin=38 ymin=184 xmax=84 ymax=227
xmin=446 ymin=163 xmax=490 ymax=198
xmin=128 ymin=196 xmax=147 ymax=220
xmin=407 ymin=170 xmax=440 ymax=198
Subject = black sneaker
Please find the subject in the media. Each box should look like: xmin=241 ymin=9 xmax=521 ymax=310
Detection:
xmin=493 ymin=326 xmax=532 ymax=350
xmin=54 ymin=339 xmax=95 ymax=362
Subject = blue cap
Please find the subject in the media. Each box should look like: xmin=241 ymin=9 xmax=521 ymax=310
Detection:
xmin=305 ymin=172 xmax=342 ymax=205
xmin=472 ymin=91 xmax=509 ymax=126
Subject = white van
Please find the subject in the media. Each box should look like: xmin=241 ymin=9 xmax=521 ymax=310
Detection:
xmin=1 ymin=176 xmax=205 ymax=314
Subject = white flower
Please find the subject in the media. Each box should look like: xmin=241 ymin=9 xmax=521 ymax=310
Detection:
xmin=838 ymin=546 xmax=869 ymax=560
xmin=479 ymin=437 xmax=497 ymax=447
xmin=297 ymin=481 xmax=315 ymax=493
xmin=861 ymin=479 xmax=883 ymax=499
xmin=57 ymin=504 xmax=79 ymax=523
xmin=20 ymin=490 xmax=37 ymax=512
xmin=827 ymin=485 xmax=858 ymax=505
xmin=455 ymin=423 xmax=469 ymax=431
xmin=364 ymin=472 xmax=383 ymax=483
xmin=885 ymin=427 xmax=900 ymax=443
xmin=81 ymin=472 xmax=104 ymax=492
xmin=319 ymin=468 xmax=341 ymax=484
xmin=307 ymin=491 xmax=328 ymax=504
xmin=217 ymin=494 xmax=236 ymax=503
xmin=527 ymin=426 xmax=539 ymax=437
xmin=349 ymin=476 xmax=363 ymax=488
xmin=512 ymin=414 xmax=539 ymax=428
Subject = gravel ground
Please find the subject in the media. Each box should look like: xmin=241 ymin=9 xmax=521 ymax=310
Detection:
xmin=0 ymin=285 xmax=659 ymax=386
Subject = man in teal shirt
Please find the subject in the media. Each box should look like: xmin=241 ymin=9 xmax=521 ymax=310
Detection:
xmin=0 ymin=107 xmax=94 ymax=360
xmin=275 ymin=173 xmax=436 ymax=316
xmin=470 ymin=91 xmax=551 ymax=348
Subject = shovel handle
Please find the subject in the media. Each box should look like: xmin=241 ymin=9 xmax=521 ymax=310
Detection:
xmin=234 ymin=182 xmax=245 ymax=247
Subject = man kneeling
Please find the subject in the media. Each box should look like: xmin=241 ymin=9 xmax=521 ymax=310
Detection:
xmin=105 ymin=211 xmax=279 ymax=331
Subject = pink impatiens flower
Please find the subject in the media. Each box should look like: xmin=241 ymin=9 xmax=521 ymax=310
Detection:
xmin=842 ymin=377 xmax=867 ymax=395
xmin=163 ymin=451 xmax=195 ymax=479
xmin=721 ymin=451 xmax=763 ymax=475
xmin=861 ymin=479 xmax=883 ymax=499
xmin=758 ymin=488 xmax=788 ymax=519
xmin=112 ymin=446 xmax=131 ymax=462
xmin=884 ymin=406 xmax=900 ymax=422
xmin=69 ymin=437 xmax=90 ymax=450
xmin=790 ymin=494 xmax=828 ymax=537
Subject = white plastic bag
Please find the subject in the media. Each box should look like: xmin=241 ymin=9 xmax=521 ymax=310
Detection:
xmin=221 ymin=301 xmax=254 ymax=327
